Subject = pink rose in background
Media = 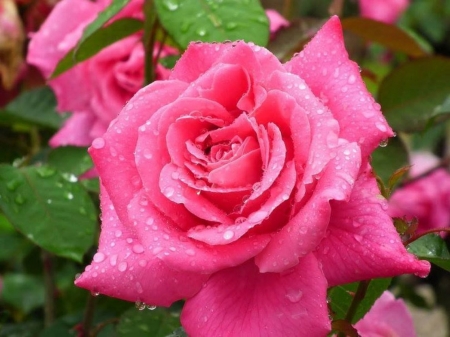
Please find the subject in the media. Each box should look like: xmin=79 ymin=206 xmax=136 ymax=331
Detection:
xmin=355 ymin=291 xmax=417 ymax=337
xmin=266 ymin=9 xmax=289 ymax=37
xmin=389 ymin=152 xmax=450 ymax=236
xmin=27 ymin=0 xmax=175 ymax=147
xmin=359 ymin=0 xmax=410 ymax=24
xmin=75 ymin=16 xmax=429 ymax=336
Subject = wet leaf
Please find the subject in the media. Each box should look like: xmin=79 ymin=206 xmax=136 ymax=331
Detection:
xmin=407 ymin=234 xmax=450 ymax=272
xmin=379 ymin=57 xmax=450 ymax=132
xmin=0 ymin=165 xmax=97 ymax=262
xmin=155 ymin=0 xmax=269 ymax=48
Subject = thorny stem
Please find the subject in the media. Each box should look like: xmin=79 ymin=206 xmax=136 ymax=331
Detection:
xmin=41 ymin=250 xmax=56 ymax=327
xmin=80 ymin=293 xmax=97 ymax=337
xmin=91 ymin=317 xmax=120 ymax=337
xmin=336 ymin=280 xmax=371 ymax=337
xmin=397 ymin=157 xmax=450 ymax=189
xmin=282 ymin=0 xmax=293 ymax=20
xmin=403 ymin=228 xmax=450 ymax=246
xmin=143 ymin=0 xmax=157 ymax=85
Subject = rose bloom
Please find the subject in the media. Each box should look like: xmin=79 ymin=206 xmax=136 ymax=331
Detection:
xmin=355 ymin=291 xmax=417 ymax=337
xmin=359 ymin=0 xmax=409 ymax=24
xmin=26 ymin=0 xmax=175 ymax=147
xmin=75 ymin=16 xmax=429 ymax=336
xmin=389 ymin=152 xmax=450 ymax=237
xmin=265 ymin=9 xmax=289 ymax=38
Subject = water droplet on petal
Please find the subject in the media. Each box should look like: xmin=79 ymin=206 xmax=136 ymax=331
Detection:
xmin=135 ymin=300 xmax=146 ymax=310
xmin=133 ymin=244 xmax=145 ymax=254
xmin=286 ymin=289 xmax=303 ymax=303
xmin=223 ymin=230 xmax=234 ymax=240
xmin=118 ymin=261 xmax=128 ymax=272
xmin=164 ymin=187 xmax=175 ymax=198
xmin=93 ymin=252 xmax=105 ymax=263
xmin=92 ymin=138 xmax=105 ymax=149
xmin=379 ymin=139 xmax=389 ymax=147
xmin=147 ymin=305 xmax=157 ymax=310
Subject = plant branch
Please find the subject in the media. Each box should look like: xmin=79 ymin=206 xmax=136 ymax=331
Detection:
xmin=404 ymin=228 xmax=450 ymax=246
xmin=41 ymin=250 xmax=56 ymax=327
xmin=80 ymin=292 xmax=97 ymax=337
xmin=143 ymin=0 xmax=157 ymax=85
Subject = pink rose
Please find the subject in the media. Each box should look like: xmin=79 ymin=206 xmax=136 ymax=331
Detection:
xmin=27 ymin=0 xmax=175 ymax=147
xmin=389 ymin=152 xmax=450 ymax=236
xmin=355 ymin=291 xmax=417 ymax=337
xmin=75 ymin=16 xmax=429 ymax=336
xmin=359 ymin=0 xmax=409 ymax=24
xmin=265 ymin=9 xmax=289 ymax=38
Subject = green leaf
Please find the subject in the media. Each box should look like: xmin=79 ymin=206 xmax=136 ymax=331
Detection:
xmin=80 ymin=178 xmax=100 ymax=194
xmin=0 ymin=87 xmax=67 ymax=129
xmin=0 ymin=322 xmax=43 ymax=337
xmin=116 ymin=308 xmax=181 ymax=337
xmin=407 ymin=234 xmax=450 ymax=271
xmin=165 ymin=328 xmax=187 ymax=337
xmin=328 ymin=278 xmax=391 ymax=323
xmin=0 ymin=165 xmax=97 ymax=262
xmin=52 ymin=18 xmax=143 ymax=77
xmin=47 ymin=146 xmax=93 ymax=176
xmin=371 ymin=136 xmax=409 ymax=184
xmin=378 ymin=57 xmax=450 ymax=132
xmin=341 ymin=17 xmax=427 ymax=57
xmin=1 ymin=274 xmax=45 ymax=314
xmin=154 ymin=0 xmax=269 ymax=49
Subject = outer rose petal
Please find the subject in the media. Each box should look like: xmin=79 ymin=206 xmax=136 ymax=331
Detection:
xmin=75 ymin=187 xmax=208 ymax=306
xmin=314 ymin=165 xmax=430 ymax=286
xmin=285 ymin=16 xmax=394 ymax=161
xmin=355 ymin=291 xmax=417 ymax=337
xmin=266 ymin=9 xmax=289 ymax=36
xmin=359 ymin=0 xmax=409 ymax=24
xmin=181 ymin=255 xmax=330 ymax=337
xmin=256 ymin=142 xmax=361 ymax=273
xmin=89 ymin=80 xmax=189 ymax=225
xmin=49 ymin=112 xmax=96 ymax=147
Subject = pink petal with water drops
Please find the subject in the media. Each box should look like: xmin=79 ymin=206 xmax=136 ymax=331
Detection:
xmin=285 ymin=16 xmax=394 ymax=160
xmin=265 ymin=70 xmax=340 ymax=186
xmin=181 ymin=255 xmax=330 ymax=337
xmin=170 ymin=41 xmax=283 ymax=88
xmin=256 ymin=142 xmax=361 ymax=273
xmin=314 ymin=165 xmax=430 ymax=286
xmin=89 ymin=80 xmax=189 ymax=225
xmin=266 ymin=9 xmax=289 ymax=35
xmin=75 ymin=187 xmax=208 ymax=306
xmin=187 ymin=161 xmax=296 ymax=245
xmin=49 ymin=112 xmax=96 ymax=147
xmin=128 ymin=189 xmax=271 ymax=274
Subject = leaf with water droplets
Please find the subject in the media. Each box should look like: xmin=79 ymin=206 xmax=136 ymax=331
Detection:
xmin=47 ymin=146 xmax=93 ymax=176
xmin=328 ymin=278 xmax=391 ymax=323
xmin=154 ymin=0 xmax=269 ymax=48
xmin=407 ymin=234 xmax=450 ymax=272
xmin=371 ymin=136 xmax=408 ymax=185
xmin=116 ymin=307 xmax=181 ymax=337
xmin=379 ymin=57 xmax=450 ymax=132
xmin=0 ymin=87 xmax=67 ymax=129
xmin=0 ymin=164 xmax=97 ymax=262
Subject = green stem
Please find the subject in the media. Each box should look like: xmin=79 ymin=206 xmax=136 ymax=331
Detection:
xmin=282 ymin=0 xmax=293 ymax=20
xmin=81 ymin=293 xmax=97 ymax=337
xmin=337 ymin=280 xmax=371 ymax=337
xmin=41 ymin=250 xmax=56 ymax=327
xmin=143 ymin=0 xmax=157 ymax=85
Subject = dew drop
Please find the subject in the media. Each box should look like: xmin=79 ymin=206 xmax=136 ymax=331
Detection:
xmin=376 ymin=122 xmax=387 ymax=132
xmin=286 ymin=289 xmax=303 ymax=303
xmin=93 ymin=252 xmax=105 ymax=263
xmin=164 ymin=187 xmax=175 ymax=198
xmin=109 ymin=254 xmax=118 ymax=266
xmin=133 ymin=244 xmax=145 ymax=254
xmin=147 ymin=305 xmax=157 ymax=310
xmin=118 ymin=261 xmax=128 ymax=272
xmin=91 ymin=290 xmax=100 ymax=297
xmin=115 ymin=230 xmax=122 ymax=238
xmin=347 ymin=74 xmax=356 ymax=84
xmin=135 ymin=300 xmax=146 ymax=310
xmin=223 ymin=230 xmax=234 ymax=240
xmin=185 ymin=249 xmax=196 ymax=256
xmin=379 ymin=139 xmax=389 ymax=147
xmin=92 ymin=137 xmax=105 ymax=149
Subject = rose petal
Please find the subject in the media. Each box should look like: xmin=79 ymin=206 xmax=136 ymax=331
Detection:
xmin=181 ymin=255 xmax=330 ymax=337
xmin=355 ymin=291 xmax=417 ymax=337
xmin=90 ymin=80 xmax=189 ymax=225
xmin=75 ymin=187 xmax=208 ymax=306
xmin=128 ymin=189 xmax=271 ymax=274
xmin=285 ymin=16 xmax=394 ymax=160
xmin=256 ymin=142 xmax=361 ymax=273
xmin=49 ymin=112 xmax=96 ymax=147
xmin=187 ymin=161 xmax=296 ymax=245
xmin=314 ymin=165 xmax=430 ymax=286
